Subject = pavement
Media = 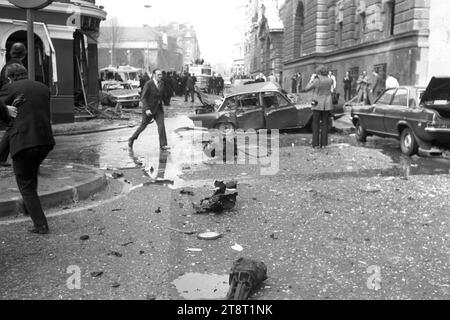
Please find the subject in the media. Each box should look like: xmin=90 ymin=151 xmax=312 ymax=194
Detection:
xmin=0 ymin=160 xmax=107 ymax=218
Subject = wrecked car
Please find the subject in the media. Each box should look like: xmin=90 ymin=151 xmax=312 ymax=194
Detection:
xmin=101 ymin=81 xmax=140 ymax=108
xmin=189 ymin=82 xmax=345 ymax=134
xmin=351 ymin=77 xmax=450 ymax=156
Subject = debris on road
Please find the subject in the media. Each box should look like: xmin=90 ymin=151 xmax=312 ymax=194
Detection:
xmin=231 ymin=244 xmax=243 ymax=252
xmin=90 ymin=271 xmax=104 ymax=278
xmin=155 ymin=207 xmax=161 ymax=213
xmin=180 ymin=189 xmax=195 ymax=196
xmin=121 ymin=241 xmax=135 ymax=247
xmin=107 ymin=251 xmax=123 ymax=258
xmin=197 ymin=231 xmax=223 ymax=240
xmin=186 ymin=248 xmax=203 ymax=252
xmin=167 ymin=227 xmax=197 ymax=235
xmin=226 ymin=258 xmax=268 ymax=300
xmin=111 ymin=282 xmax=121 ymax=288
xmin=112 ymin=172 xmax=124 ymax=179
xmin=80 ymin=235 xmax=90 ymax=241
xmin=193 ymin=180 xmax=238 ymax=214
xmin=193 ymin=192 xmax=238 ymax=214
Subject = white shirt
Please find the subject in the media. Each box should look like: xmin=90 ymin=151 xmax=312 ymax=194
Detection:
xmin=386 ymin=76 xmax=399 ymax=89
xmin=329 ymin=75 xmax=337 ymax=92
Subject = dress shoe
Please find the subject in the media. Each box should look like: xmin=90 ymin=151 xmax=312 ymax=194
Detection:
xmin=28 ymin=225 xmax=49 ymax=235
xmin=128 ymin=138 xmax=135 ymax=149
xmin=160 ymin=145 xmax=171 ymax=151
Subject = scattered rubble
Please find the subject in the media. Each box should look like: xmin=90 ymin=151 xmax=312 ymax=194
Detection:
xmin=226 ymin=258 xmax=267 ymax=300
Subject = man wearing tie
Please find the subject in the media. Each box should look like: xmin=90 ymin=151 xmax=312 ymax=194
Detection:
xmin=128 ymin=69 xmax=170 ymax=151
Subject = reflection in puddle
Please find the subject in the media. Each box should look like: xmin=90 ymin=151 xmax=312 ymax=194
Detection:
xmin=172 ymin=273 xmax=229 ymax=300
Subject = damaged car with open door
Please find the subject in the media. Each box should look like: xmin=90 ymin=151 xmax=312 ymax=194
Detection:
xmin=351 ymin=77 xmax=450 ymax=156
xmin=189 ymin=82 xmax=345 ymax=134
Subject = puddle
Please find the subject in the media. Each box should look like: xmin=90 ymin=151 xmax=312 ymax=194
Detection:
xmin=172 ymin=273 xmax=229 ymax=300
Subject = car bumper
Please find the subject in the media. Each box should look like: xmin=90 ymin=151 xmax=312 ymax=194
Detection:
xmin=425 ymin=127 xmax=450 ymax=133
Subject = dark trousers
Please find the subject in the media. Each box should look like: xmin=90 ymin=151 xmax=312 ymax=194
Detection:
xmin=185 ymin=89 xmax=194 ymax=102
xmin=344 ymin=87 xmax=352 ymax=101
xmin=130 ymin=110 xmax=168 ymax=148
xmin=13 ymin=146 xmax=52 ymax=228
xmin=0 ymin=130 xmax=9 ymax=163
xmin=312 ymin=110 xmax=331 ymax=148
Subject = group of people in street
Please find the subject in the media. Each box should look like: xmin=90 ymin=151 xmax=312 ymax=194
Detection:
xmin=139 ymin=70 xmax=191 ymax=107
xmin=207 ymin=74 xmax=224 ymax=96
xmin=354 ymin=71 xmax=399 ymax=105
xmin=0 ymin=42 xmax=55 ymax=235
xmin=291 ymin=72 xmax=303 ymax=93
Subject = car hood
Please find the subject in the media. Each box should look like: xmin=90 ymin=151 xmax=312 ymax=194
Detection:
xmin=109 ymin=89 xmax=139 ymax=97
xmin=421 ymin=77 xmax=450 ymax=104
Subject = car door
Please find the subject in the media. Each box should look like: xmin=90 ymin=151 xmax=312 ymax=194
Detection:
xmin=382 ymin=88 xmax=409 ymax=135
xmin=235 ymin=93 xmax=265 ymax=130
xmin=264 ymin=92 xmax=299 ymax=129
xmin=365 ymin=88 xmax=396 ymax=134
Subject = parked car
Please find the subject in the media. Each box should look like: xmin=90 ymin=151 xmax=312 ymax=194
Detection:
xmin=101 ymin=81 xmax=140 ymax=108
xmin=189 ymin=82 xmax=345 ymax=134
xmin=350 ymin=77 xmax=450 ymax=156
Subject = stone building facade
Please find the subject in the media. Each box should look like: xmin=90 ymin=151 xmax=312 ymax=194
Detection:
xmin=0 ymin=0 xmax=106 ymax=123
xmin=244 ymin=0 xmax=285 ymax=78
xmin=245 ymin=0 xmax=450 ymax=95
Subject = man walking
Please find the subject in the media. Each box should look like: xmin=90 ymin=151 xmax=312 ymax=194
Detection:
xmin=0 ymin=63 xmax=55 ymax=234
xmin=128 ymin=69 xmax=170 ymax=151
xmin=0 ymin=42 xmax=27 ymax=167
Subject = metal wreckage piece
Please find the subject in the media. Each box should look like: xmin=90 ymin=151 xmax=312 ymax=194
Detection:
xmin=226 ymin=258 xmax=268 ymax=300
xmin=192 ymin=180 xmax=238 ymax=214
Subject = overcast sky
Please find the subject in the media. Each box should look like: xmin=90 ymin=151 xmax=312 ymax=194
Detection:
xmin=97 ymin=0 xmax=244 ymax=65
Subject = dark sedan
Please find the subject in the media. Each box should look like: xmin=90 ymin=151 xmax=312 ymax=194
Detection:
xmin=189 ymin=82 xmax=345 ymax=134
xmin=351 ymin=77 xmax=450 ymax=156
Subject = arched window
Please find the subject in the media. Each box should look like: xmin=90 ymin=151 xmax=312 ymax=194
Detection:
xmin=293 ymin=1 xmax=305 ymax=58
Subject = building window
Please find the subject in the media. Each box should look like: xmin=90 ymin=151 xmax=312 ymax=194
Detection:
xmin=385 ymin=1 xmax=396 ymax=36
xmin=294 ymin=1 xmax=305 ymax=58
xmin=336 ymin=22 xmax=343 ymax=47
xmin=359 ymin=13 xmax=366 ymax=41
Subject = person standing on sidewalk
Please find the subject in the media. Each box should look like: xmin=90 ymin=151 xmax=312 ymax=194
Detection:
xmin=0 ymin=63 xmax=55 ymax=235
xmin=302 ymin=66 xmax=333 ymax=149
xmin=343 ymin=72 xmax=352 ymax=101
xmin=128 ymin=69 xmax=170 ymax=151
xmin=185 ymin=73 xmax=195 ymax=103
xmin=0 ymin=42 xmax=27 ymax=167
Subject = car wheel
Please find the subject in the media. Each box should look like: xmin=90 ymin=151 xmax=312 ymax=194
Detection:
xmin=355 ymin=121 xmax=367 ymax=142
xmin=400 ymin=128 xmax=418 ymax=156
xmin=215 ymin=122 xmax=235 ymax=135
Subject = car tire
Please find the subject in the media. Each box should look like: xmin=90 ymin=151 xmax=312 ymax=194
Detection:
xmin=400 ymin=128 xmax=419 ymax=156
xmin=355 ymin=121 xmax=367 ymax=142
xmin=215 ymin=122 xmax=235 ymax=135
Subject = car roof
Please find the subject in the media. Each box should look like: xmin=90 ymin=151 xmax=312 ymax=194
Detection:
xmin=226 ymin=82 xmax=281 ymax=97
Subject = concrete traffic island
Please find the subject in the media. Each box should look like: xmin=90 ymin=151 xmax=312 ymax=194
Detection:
xmin=0 ymin=160 xmax=107 ymax=218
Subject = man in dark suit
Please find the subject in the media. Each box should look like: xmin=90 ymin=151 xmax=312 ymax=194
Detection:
xmin=0 ymin=63 xmax=55 ymax=234
xmin=185 ymin=73 xmax=195 ymax=103
xmin=0 ymin=42 xmax=27 ymax=167
xmin=128 ymin=69 xmax=170 ymax=151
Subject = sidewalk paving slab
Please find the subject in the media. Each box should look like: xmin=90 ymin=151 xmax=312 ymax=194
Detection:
xmin=0 ymin=160 xmax=106 ymax=218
